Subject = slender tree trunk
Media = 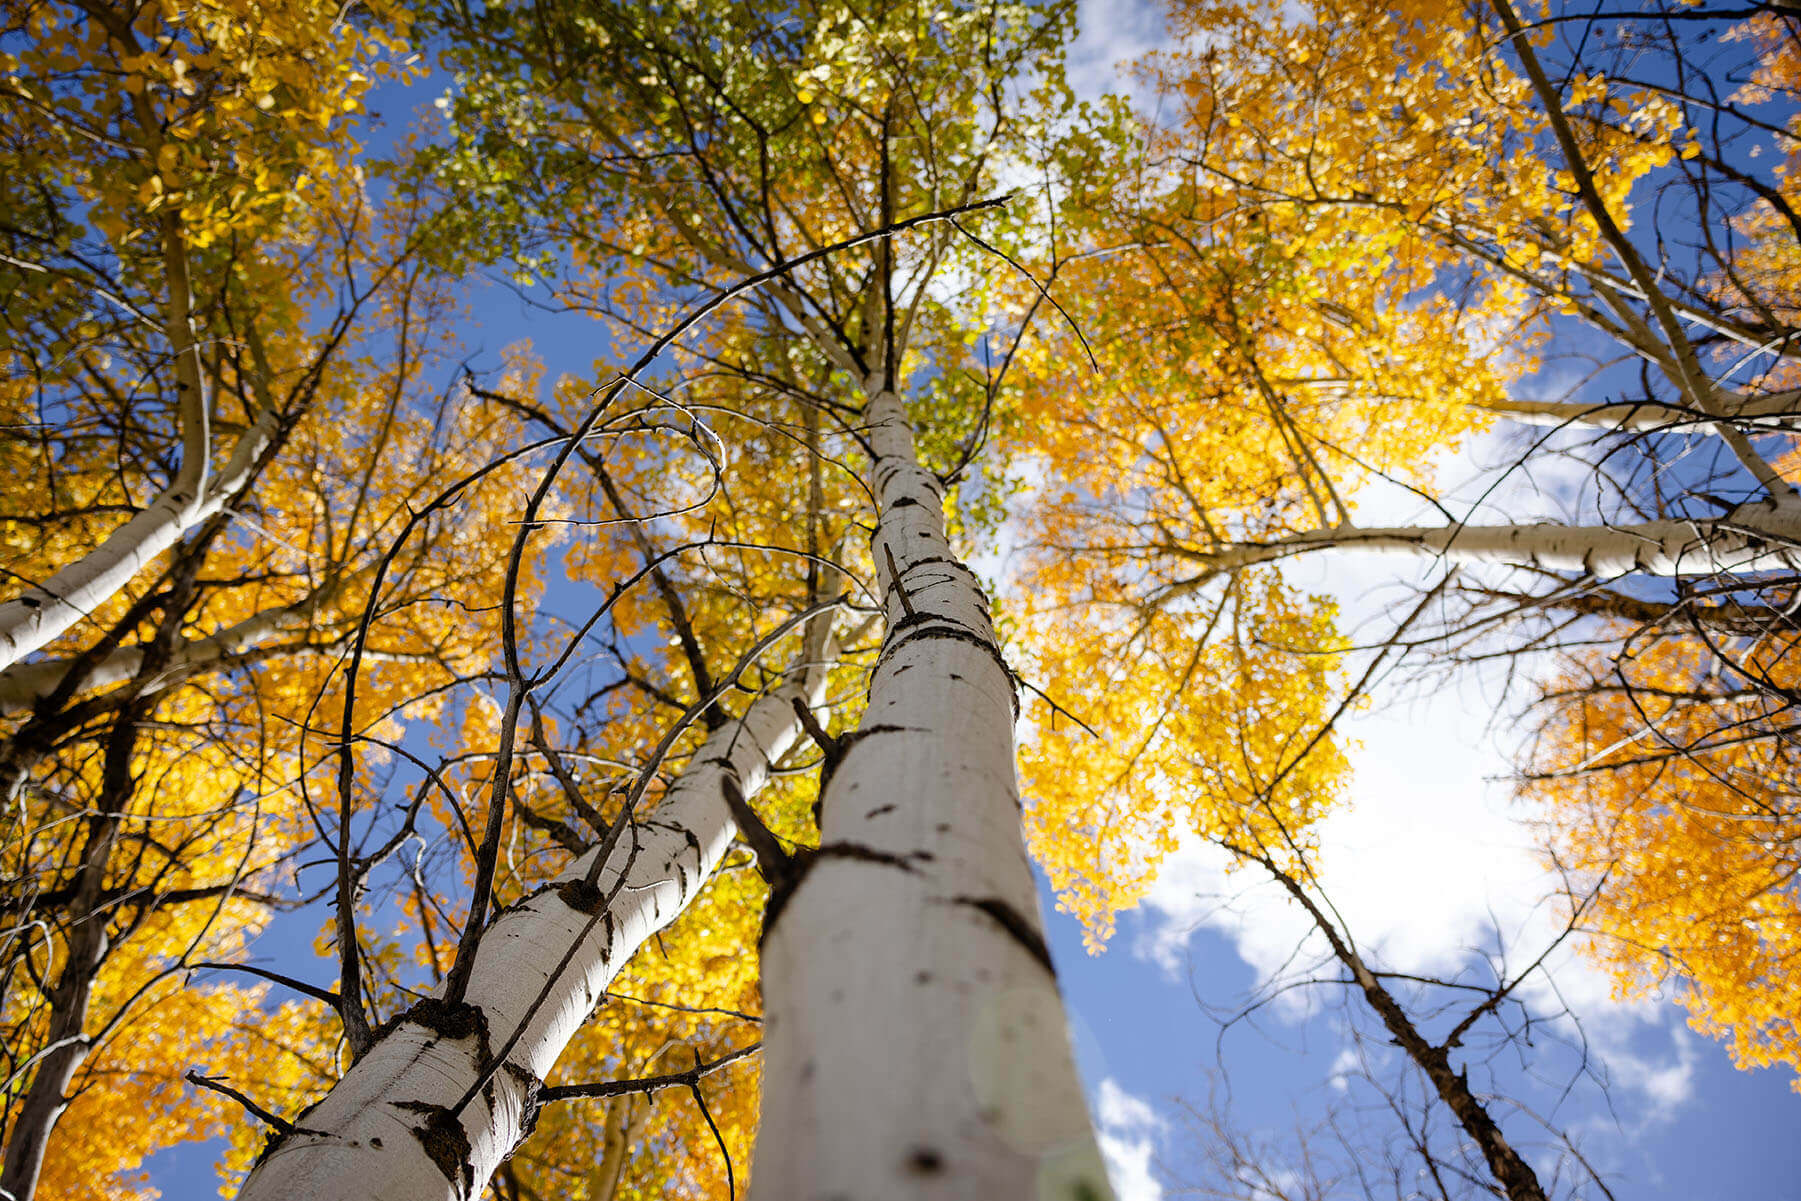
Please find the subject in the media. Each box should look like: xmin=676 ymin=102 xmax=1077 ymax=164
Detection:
xmin=0 ymin=676 xmax=150 ymax=1201
xmin=1244 ymin=852 xmax=1549 ymax=1201
xmin=0 ymin=906 xmax=107 ymax=1201
xmin=1191 ymin=502 xmax=1801 ymax=580
xmin=234 ymin=669 xmax=817 ymax=1201
xmin=751 ymin=386 xmax=1112 ymax=1201
xmin=0 ymin=601 xmax=302 ymax=715
xmin=1484 ymin=390 xmax=1801 ymax=431
xmin=0 ymin=410 xmax=279 ymax=673
xmin=587 ymin=1094 xmax=647 ymax=1201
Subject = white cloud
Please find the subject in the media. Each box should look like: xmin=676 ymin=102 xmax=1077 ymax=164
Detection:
xmin=1118 ymin=418 xmax=1707 ymax=1132
xmin=1094 ymin=1078 xmax=1167 ymax=1201
xmin=1326 ymin=1045 xmax=1360 ymax=1093
xmin=1098 ymin=1129 xmax=1164 ymax=1201
xmin=1069 ymin=0 xmax=1166 ymax=106
xmin=1098 ymin=1076 xmax=1164 ymax=1131
xmin=1610 ymin=1023 xmax=1703 ymax=1113
xmin=1128 ymin=627 xmax=1676 ymax=1024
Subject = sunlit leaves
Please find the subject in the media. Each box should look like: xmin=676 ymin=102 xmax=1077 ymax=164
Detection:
xmin=1530 ymin=633 xmax=1801 ymax=1086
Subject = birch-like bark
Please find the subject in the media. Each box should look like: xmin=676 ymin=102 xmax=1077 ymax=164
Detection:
xmin=1188 ymin=503 xmax=1801 ymax=580
xmin=751 ymin=386 xmax=1113 ymax=1201
xmin=233 ymin=672 xmax=815 ymax=1201
xmin=1483 ymin=391 xmax=1801 ymax=432
xmin=0 ymin=600 xmax=303 ymax=715
xmin=0 ymin=409 xmax=280 ymax=673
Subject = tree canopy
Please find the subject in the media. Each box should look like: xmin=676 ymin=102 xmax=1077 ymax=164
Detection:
xmin=3 ymin=1 xmax=1799 ymax=1199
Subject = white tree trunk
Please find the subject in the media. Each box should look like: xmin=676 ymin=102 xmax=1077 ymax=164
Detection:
xmin=1484 ymin=391 xmax=1801 ymax=431
xmin=233 ymin=673 xmax=814 ymax=1201
xmin=751 ymin=386 xmax=1113 ymax=1201
xmin=0 ymin=601 xmax=301 ymax=715
xmin=0 ymin=410 xmax=279 ymax=673
xmin=1194 ymin=503 xmax=1801 ymax=579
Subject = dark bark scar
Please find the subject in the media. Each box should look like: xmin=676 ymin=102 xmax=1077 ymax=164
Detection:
xmin=952 ymin=895 xmax=1056 ymax=977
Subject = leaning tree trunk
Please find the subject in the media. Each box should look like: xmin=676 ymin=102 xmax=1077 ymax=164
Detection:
xmin=1193 ymin=502 xmax=1801 ymax=580
xmin=0 ymin=676 xmax=149 ymax=1201
xmin=0 ymin=907 xmax=107 ymax=1201
xmin=0 ymin=410 xmax=279 ymax=674
xmin=234 ymin=667 xmax=819 ymax=1201
xmin=751 ymin=385 xmax=1113 ymax=1200
xmin=0 ymin=599 xmax=307 ymax=716
xmin=1483 ymin=389 xmax=1801 ymax=432
xmin=1244 ymin=850 xmax=1550 ymax=1201
xmin=0 ymin=869 xmax=110 ymax=1201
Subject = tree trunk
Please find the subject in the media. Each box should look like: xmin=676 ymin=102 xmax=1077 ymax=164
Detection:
xmin=1245 ymin=851 xmax=1550 ymax=1201
xmin=0 ymin=601 xmax=302 ymax=715
xmin=1 ymin=674 xmax=149 ymax=1201
xmin=0 ymin=910 xmax=107 ymax=1201
xmin=751 ymin=386 xmax=1112 ymax=1201
xmin=1191 ymin=502 xmax=1801 ymax=579
xmin=1484 ymin=390 xmax=1801 ymax=431
xmin=0 ymin=409 xmax=278 ymax=673
xmin=233 ymin=669 xmax=816 ymax=1201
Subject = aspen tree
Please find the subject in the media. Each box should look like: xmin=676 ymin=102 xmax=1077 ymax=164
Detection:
xmin=0 ymin=0 xmax=421 ymax=672
xmin=421 ymin=0 xmax=1115 ymax=1193
xmin=235 ymin=656 xmax=825 ymax=1201
xmin=1000 ymin=0 xmax=1801 ymax=1194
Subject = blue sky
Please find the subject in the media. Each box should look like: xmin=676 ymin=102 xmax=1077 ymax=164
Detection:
xmin=1046 ymin=3 xmax=1801 ymax=1196
xmin=149 ymin=285 xmax=1801 ymax=1201
xmin=136 ymin=1 xmax=1801 ymax=1196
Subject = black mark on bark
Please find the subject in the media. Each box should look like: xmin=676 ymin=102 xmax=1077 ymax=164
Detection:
xmin=397 ymin=1101 xmax=474 ymax=1196
xmin=881 ymin=620 xmax=1016 ymax=712
xmin=556 ymin=878 xmax=608 ymax=915
xmin=505 ymin=1063 xmax=544 ymax=1145
xmin=953 ymin=895 xmax=1056 ymax=977
xmin=762 ymin=840 xmax=924 ymax=943
xmin=907 ymin=1146 xmax=945 ymax=1175
xmin=375 ymin=997 xmax=491 ymax=1059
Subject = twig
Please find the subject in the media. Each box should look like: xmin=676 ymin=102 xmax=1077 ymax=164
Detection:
xmin=185 ymin=1071 xmax=320 ymax=1136
xmin=689 ymin=1049 xmax=738 ymax=1201
xmin=721 ymin=773 xmax=794 ymax=882
xmin=882 ymin=544 xmax=916 ymax=617
xmin=184 ymin=961 xmax=341 ymax=1009
xmin=1017 ymin=677 xmax=1100 ymax=739
xmin=540 ymin=1040 xmax=761 ymax=1102
xmin=602 ymin=990 xmax=762 ymax=1024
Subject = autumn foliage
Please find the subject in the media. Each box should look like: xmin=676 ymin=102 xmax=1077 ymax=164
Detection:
xmin=4 ymin=0 xmax=1801 ymax=1197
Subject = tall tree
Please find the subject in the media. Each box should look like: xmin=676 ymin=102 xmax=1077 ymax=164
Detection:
xmin=0 ymin=3 xmax=527 ymax=1185
xmin=213 ymin=321 xmax=883 ymax=1199
xmin=424 ymin=0 xmax=1116 ymax=1194
xmin=0 ymin=287 xmax=528 ymax=1200
xmin=1002 ymin=0 xmax=1801 ymax=1189
xmin=0 ymin=0 xmax=422 ymax=671
xmin=234 ymin=635 xmax=837 ymax=1200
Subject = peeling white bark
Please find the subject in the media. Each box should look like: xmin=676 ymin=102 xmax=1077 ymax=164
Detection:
xmin=0 ymin=410 xmax=280 ymax=673
xmin=1194 ymin=503 xmax=1801 ymax=579
xmin=233 ymin=676 xmax=813 ymax=1201
xmin=751 ymin=387 xmax=1113 ymax=1201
